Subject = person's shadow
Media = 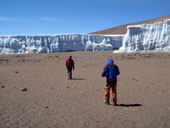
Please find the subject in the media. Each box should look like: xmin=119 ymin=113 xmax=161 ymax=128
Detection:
xmin=71 ymin=78 xmax=86 ymax=80
xmin=116 ymin=103 xmax=142 ymax=107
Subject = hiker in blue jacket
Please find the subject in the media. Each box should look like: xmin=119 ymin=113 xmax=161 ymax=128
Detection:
xmin=102 ymin=59 xmax=120 ymax=105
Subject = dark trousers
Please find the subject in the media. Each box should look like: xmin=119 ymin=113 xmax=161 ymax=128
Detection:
xmin=67 ymin=68 xmax=72 ymax=79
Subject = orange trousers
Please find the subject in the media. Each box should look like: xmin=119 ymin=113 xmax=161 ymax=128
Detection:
xmin=105 ymin=86 xmax=117 ymax=103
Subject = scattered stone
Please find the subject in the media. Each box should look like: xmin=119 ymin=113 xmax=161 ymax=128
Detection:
xmin=22 ymin=58 xmax=26 ymax=62
xmin=1 ymin=85 xmax=5 ymax=88
xmin=15 ymin=71 xmax=19 ymax=74
xmin=21 ymin=88 xmax=27 ymax=91
xmin=132 ymin=78 xmax=138 ymax=81
xmin=0 ymin=59 xmax=9 ymax=62
xmin=44 ymin=106 xmax=48 ymax=108
xmin=162 ymin=90 xmax=167 ymax=93
xmin=12 ymin=86 xmax=18 ymax=90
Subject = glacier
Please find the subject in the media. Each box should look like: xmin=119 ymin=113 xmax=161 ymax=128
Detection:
xmin=0 ymin=34 xmax=124 ymax=54
xmin=114 ymin=19 xmax=170 ymax=53
xmin=1 ymin=19 xmax=170 ymax=54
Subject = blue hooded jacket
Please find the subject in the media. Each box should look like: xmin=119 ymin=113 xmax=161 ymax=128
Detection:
xmin=102 ymin=59 xmax=120 ymax=81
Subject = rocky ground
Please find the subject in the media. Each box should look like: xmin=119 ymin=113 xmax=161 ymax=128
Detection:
xmin=0 ymin=51 xmax=170 ymax=128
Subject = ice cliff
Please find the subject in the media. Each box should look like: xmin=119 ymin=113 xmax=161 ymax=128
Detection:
xmin=1 ymin=19 xmax=170 ymax=54
xmin=0 ymin=34 xmax=123 ymax=54
xmin=114 ymin=19 xmax=170 ymax=53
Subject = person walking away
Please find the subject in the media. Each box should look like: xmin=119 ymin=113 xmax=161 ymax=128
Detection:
xmin=66 ymin=56 xmax=75 ymax=79
xmin=102 ymin=59 xmax=120 ymax=106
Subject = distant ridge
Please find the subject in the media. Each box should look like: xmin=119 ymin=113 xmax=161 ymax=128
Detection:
xmin=90 ymin=15 xmax=170 ymax=35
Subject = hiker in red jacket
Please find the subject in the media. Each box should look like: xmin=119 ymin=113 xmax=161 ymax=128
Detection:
xmin=66 ymin=56 xmax=75 ymax=79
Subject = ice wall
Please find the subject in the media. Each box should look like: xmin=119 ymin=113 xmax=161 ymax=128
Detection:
xmin=0 ymin=34 xmax=124 ymax=54
xmin=114 ymin=19 xmax=170 ymax=53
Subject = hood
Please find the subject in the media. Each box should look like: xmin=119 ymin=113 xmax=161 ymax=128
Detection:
xmin=68 ymin=56 xmax=72 ymax=60
xmin=107 ymin=59 xmax=114 ymax=65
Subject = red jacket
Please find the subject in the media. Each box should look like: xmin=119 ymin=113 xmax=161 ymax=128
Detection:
xmin=66 ymin=57 xmax=74 ymax=69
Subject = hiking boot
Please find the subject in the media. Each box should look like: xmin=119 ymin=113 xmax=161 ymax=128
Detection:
xmin=104 ymin=100 xmax=110 ymax=105
xmin=68 ymin=77 xmax=72 ymax=80
xmin=114 ymin=102 xmax=118 ymax=106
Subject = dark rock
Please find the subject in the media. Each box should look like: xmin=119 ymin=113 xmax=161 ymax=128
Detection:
xmin=15 ymin=71 xmax=19 ymax=74
xmin=21 ymin=88 xmax=27 ymax=91
xmin=1 ymin=85 xmax=5 ymax=88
